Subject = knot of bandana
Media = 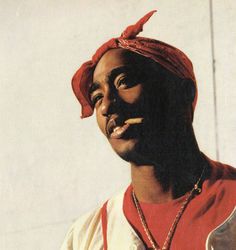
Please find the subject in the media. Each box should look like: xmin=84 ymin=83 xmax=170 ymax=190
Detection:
xmin=72 ymin=10 xmax=197 ymax=118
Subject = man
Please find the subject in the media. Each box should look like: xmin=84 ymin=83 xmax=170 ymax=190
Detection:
xmin=61 ymin=11 xmax=236 ymax=250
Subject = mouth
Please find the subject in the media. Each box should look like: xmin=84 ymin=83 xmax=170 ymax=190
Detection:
xmin=107 ymin=117 xmax=144 ymax=139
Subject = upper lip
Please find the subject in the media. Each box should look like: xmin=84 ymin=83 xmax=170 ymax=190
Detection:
xmin=106 ymin=114 xmax=144 ymax=138
xmin=106 ymin=116 xmax=123 ymax=138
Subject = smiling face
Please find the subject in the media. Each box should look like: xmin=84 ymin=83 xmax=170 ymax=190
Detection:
xmin=91 ymin=49 xmax=145 ymax=160
xmin=91 ymin=48 xmax=193 ymax=164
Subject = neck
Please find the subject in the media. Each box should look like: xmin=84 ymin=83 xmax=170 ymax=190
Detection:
xmin=131 ymin=164 xmax=174 ymax=203
xmin=130 ymin=131 xmax=208 ymax=203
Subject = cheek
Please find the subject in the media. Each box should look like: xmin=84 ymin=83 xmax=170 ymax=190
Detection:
xmin=96 ymin=111 xmax=106 ymax=135
xmin=119 ymin=85 xmax=143 ymax=104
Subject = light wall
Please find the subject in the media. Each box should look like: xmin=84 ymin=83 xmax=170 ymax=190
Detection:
xmin=0 ymin=1 xmax=235 ymax=249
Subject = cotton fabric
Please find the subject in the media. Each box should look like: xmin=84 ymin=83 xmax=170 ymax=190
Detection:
xmin=61 ymin=159 xmax=236 ymax=250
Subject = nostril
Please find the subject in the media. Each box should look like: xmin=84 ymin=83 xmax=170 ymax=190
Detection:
xmin=101 ymin=105 xmax=109 ymax=117
xmin=101 ymin=96 xmax=117 ymax=117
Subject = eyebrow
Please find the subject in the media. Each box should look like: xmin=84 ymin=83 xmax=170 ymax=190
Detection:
xmin=107 ymin=66 xmax=132 ymax=84
xmin=89 ymin=82 xmax=100 ymax=95
xmin=89 ymin=66 xmax=133 ymax=96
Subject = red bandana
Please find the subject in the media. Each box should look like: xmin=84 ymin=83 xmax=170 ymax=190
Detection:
xmin=72 ymin=10 xmax=197 ymax=118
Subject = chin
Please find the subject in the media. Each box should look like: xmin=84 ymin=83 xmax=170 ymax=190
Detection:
xmin=109 ymin=138 xmax=139 ymax=162
xmin=109 ymin=137 xmax=156 ymax=165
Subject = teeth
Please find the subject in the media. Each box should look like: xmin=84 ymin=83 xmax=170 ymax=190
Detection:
xmin=113 ymin=126 xmax=121 ymax=133
xmin=125 ymin=118 xmax=143 ymax=125
xmin=110 ymin=118 xmax=143 ymax=135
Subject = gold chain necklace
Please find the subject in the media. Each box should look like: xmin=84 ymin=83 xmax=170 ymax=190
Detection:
xmin=132 ymin=167 xmax=205 ymax=250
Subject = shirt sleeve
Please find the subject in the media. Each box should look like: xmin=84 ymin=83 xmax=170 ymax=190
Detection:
xmin=206 ymin=207 xmax=236 ymax=249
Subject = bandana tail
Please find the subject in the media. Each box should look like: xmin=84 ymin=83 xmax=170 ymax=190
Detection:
xmin=121 ymin=10 xmax=157 ymax=39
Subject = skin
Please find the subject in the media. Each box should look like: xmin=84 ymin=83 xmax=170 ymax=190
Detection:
xmin=91 ymin=48 xmax=209 ymax=203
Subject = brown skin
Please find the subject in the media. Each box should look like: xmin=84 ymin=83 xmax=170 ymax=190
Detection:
xmin=92 ymin=49 xmax=144 ymax=157
xmin=91 ymin=48 xmax=209 ymax=203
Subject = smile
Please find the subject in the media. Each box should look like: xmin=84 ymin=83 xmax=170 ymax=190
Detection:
xmin=107 ymin=117 xmax=144 ymax=139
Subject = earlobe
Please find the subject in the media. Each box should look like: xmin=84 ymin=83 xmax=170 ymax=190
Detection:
xmin=179 ymin=79 xmax=195 ymax=122
xmin=181 ymin=79 xmax=196 ymax=104
xmin=189 ymin=80 xmax=196 ymax=103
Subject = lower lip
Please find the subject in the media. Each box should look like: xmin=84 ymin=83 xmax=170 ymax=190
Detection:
xmin=110 ymin=123 xmax=130 ymax=139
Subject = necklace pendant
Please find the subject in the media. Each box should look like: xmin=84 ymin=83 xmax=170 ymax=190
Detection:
xmin=197 ymin=187 xmax=202 ymax=193
xmin=194 ymin=184 xmax=202 ymax=194
xmin=194 ymin=185 xmax=202 ymax=194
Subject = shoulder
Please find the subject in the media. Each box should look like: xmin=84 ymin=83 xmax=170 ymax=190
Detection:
xmin=60 ymin=207 xmax=102 ymax=250
xmin=60 ymin=189 xmax=127 ymax=250
xmin=208 ymin=157 xmax=236 ymax=183
xmin=204 ymin=157 xmax=236 ymax=208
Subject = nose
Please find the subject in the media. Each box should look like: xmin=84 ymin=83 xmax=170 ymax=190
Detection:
xmin=101 ymin=90 xmax=117 ymax=117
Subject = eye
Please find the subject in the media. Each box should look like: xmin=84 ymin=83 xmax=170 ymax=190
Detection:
xmin=91 ymin=93 xmax=103 ymax=108
xmin=116 ymin=77 xmax=128 ymax=89
xmin=115 ymin=74 xmax=136 ymax=89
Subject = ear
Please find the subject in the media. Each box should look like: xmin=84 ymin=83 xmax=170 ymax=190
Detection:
xmin=180 ymin=79 xmax=196 ymax=104
xmin=178 ymin=79 xmax=196 ymax=122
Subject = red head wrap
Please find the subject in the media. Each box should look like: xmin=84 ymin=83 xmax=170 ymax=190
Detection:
xmin=72 ymin=10 xmax=197 ymax=118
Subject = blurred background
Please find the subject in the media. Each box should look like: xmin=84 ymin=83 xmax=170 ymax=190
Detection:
xmin=0 ymin=0 xmax=235 ymax=249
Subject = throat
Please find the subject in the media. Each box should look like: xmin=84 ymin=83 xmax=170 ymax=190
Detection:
xmin=131 ymin=164 xmax=174 ymax=203
xmin=130 ymin=153 xmax=209 ymax=203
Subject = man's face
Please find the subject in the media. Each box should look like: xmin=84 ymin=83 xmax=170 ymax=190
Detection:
xmin=90 ymin=48 xmax=189 ymax=163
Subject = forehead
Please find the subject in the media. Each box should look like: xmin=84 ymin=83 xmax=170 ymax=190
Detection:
xmin=93 ymin=49 xmax=136 ymax=82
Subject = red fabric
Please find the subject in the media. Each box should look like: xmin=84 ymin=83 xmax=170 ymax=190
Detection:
xmin=101 ymin=201 xmax=108 ymax=250
xmin=123 ymin=160 xmax=236 ymax=250
xmin=72 ymin=10 xmax=198 ymax=118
